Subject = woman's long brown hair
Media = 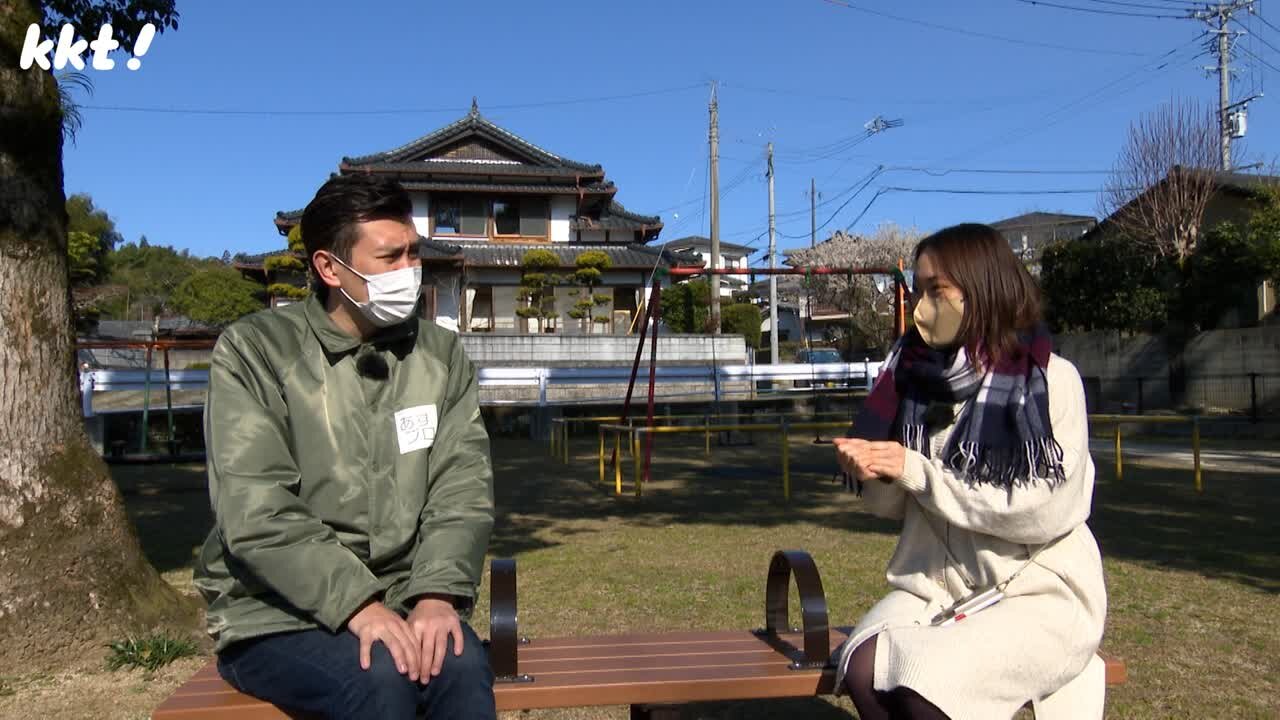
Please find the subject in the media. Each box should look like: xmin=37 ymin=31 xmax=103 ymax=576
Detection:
xmin=914 ymin=223 xmax=1042 ymax=368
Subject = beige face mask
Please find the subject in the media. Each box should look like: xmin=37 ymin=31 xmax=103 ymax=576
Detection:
xmin=913 ymin=293 xmax=965 ymax=349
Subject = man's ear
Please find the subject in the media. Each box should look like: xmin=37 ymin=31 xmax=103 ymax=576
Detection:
xmin=312 ymin=251 xmax=343 ymax=290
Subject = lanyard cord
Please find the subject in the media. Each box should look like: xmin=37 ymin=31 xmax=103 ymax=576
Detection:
xmin=917 ymin=500 xmax=1064 ymax=594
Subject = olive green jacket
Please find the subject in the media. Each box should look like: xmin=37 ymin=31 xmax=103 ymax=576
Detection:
xmin=193 ymin=296 xmax=494 ymax=651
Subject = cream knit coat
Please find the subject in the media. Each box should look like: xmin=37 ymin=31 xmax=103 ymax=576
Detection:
xmin=835 ymin=354 xmax=1108 ymax=720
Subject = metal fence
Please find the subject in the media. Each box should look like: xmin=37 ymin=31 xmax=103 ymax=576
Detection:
xmin=79 ymin=361 xmax=884 ymax=415
xmin=1081 ymin=372 xmax=1280 ymax=420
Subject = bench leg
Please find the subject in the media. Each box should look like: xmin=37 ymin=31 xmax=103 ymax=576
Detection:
xmin=631 ymin=704 xmax=682 ymax=720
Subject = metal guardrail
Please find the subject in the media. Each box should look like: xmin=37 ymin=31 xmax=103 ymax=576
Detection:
xmin=79 ymin=361 xmax=883 ymax=415
xmin=1091 ymin=414 xmax=1203 ymax=492
xmin=585 ymin=414 xmax=1208 ymax=500
xmin=550 ymin=411 xmax=859 ymax=465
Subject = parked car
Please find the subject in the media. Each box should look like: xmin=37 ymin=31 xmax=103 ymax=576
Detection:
xmin=794 ymin=347 xmax=844 ymax=388
xmin=796 ymin=348 xmax=842 ymax=365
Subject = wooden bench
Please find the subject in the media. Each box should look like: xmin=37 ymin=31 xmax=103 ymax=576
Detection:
xmin=152 ymin=551 xmax=1126 ymax=719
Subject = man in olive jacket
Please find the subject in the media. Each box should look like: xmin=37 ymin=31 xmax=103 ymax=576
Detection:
xmin=194 ymin=175 xmax=496 ymax=719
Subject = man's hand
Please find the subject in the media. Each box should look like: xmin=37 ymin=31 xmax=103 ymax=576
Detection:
xmin=347 ymin=600 xmax=421 ymax=681
xmin=834 ymin=438 xmax=907 ymax=482
xmin=406 ymin=595 xmax=464 ymax=684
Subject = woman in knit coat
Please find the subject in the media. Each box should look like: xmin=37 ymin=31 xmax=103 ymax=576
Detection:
xmin=833 ymin=223 xmax=1108 ymax=720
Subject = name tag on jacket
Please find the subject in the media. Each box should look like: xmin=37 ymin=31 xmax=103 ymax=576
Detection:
xmin=394 ymin=404 xmax=438 ymax=454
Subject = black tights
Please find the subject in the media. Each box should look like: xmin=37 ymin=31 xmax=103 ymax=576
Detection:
xmin=844 ymin=636 xmax=951 ymax=720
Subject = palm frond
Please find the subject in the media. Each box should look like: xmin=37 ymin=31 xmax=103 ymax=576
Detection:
xmin=56 ymin=71 xmax=94 ymax=143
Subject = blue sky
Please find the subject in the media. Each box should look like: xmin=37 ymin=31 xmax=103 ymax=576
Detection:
xmin=61 ymin=0 xmax=1276 ymax=262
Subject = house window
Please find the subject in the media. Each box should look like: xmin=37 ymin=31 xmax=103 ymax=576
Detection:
xmin=435 ymin=195 xmax=550 ymax=239
xmin=432 ymin=197 xmax=461 ymax=235
xmin=494 ymin=197 xmax=549 ymax=238
xmin=493 ymin=197 xmax=521 ymax=236
xmin=461 ymin=197 xmax=487 ymax=236
xmin=520 ymin=197 xmax=549 ymax=237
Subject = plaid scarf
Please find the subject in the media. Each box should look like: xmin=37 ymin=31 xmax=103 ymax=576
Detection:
xmin=848 ymin=324 xmax=1065 ymax=491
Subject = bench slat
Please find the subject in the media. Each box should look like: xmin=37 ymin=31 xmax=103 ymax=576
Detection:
xmin=494 ymin=662 xmax=840 ymax=710
xmin=156 ymin=636 xmax=1127 ymax=718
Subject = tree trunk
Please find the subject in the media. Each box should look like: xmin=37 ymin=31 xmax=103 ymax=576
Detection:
xmin=0 ymin=1 xmax=197 ymax=676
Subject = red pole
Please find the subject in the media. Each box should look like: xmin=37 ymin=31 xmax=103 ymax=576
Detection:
xmin=620 ymin=282 xmax=656 ymax=424
xmin=667 ymin=265 xmax=895 ymax=278
xmin=895 ymin=257 xmax=907 ymax=339
xmin=642 ymin=276 xmax=661 ymax=487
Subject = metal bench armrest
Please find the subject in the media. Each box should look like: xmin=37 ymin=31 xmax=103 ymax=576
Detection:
xmin=488 ymin=558 xmax=531 ymax=683
xmin=762 ymin=549 xmax=831 ymax=669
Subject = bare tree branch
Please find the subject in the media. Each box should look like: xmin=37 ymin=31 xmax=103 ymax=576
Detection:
xmin=1100 ymin=98 xmax=1220 ymax=265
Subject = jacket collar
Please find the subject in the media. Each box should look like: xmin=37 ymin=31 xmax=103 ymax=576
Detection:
xmin=303 ymin=293 xmax=418 ymax=356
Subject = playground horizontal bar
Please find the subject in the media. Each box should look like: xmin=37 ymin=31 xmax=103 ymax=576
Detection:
xmin=553 ymin=411 xmax=856 ymax=424
xmin=600 ymin=422 xmax=852 ymax=434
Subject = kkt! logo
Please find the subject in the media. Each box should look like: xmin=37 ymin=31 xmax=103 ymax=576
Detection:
xmin=18 ymin=23 xmax=156 ymax=71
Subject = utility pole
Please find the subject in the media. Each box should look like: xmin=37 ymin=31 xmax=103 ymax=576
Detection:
xmin=709 ymin=83 xmax=722 ymax=335
xmin=1218 ymin=3 xmax=1233 ymax=170
xmin=768 ymin=143 xmax=779 ymax=365
xmin=810 ymin=177 xmax=817 ymax=249
xmin=1193 ymin=1 xmax=1257 ymax=171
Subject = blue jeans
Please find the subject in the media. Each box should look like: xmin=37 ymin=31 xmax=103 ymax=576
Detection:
xmin=217 ymin=623 xmax=496 ymax=720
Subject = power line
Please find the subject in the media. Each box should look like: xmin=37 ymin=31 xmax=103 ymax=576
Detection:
xmin=819 ymin=0 xmax=1148 ymax=56
xmin=651 ymin=154 xmax=764 ymax=216
xmin=1238 ymin=15 xmax=1280 ymax=55
xmin=1012 ymin=0 xmax=1192 ymax=19
xmin=722 ymin=81 xmax=1042 ymax=108
xmin=882 ymin=185 xmax=1119 ymax=194
xmin=1076 ymin=0 xmax=1206 ymax=9
xmin=845 ymin=188 xmax=890 ymax=231
xmin=1240 ymin=43 xmax=1280 ymax=73
xmin=768 ymin=168 xmax=883 ymax=223
xmin=886 ymin=165 xmax=1112 ymax=175
xmin=1252 ymin=6 xmax=1280 ymax=36
xmin=777 ymin=166 xmax=884 ymax=239
xmin=938 ymin=34 xmax=1207 ymax=163
xmin=81 ymin=83 xmax=706 ymax=117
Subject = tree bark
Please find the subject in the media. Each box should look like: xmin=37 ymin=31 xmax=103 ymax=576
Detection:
xmin=0 ymin=1 xmax=197 ymax=675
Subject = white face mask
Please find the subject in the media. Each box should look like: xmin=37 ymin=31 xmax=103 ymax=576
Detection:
xmin=330 ymin=255 xmax=422 ymax=327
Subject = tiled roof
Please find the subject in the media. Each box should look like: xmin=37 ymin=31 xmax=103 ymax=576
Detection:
xmin=343 ymin=103 xmax=601 ymax=173
xmin=662 ymin=234 xmax=758 ymax=255
xmin=420 ymin=238 xmax=463 ymax=259
xmin=400 ymin=180 xmax=614 ymax=196
xmin=446 ymin=242 xmax=698 ymax=269
xmin=570 ymin=201 xmax=662 ymax=231
xmin=340 ymin=160 xmax=590 ymax=178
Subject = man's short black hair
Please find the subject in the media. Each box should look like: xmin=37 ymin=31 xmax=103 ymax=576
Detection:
xmin=300 ymin=174 xmax=414 ymax=294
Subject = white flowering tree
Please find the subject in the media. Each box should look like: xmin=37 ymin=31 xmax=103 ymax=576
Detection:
xmin=785 ymin=223 xmax=920 ymax=354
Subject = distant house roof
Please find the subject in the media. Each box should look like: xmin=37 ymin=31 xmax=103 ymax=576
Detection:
xmin=989 ymin=212 xmax=1097 ymax=229
xmin=342 ymin=99 xmax=602 ymax=174
xmin=570 ymin=201 xmax=661 ymax=232
xmin=273 ymin=101 xmax=661 ymax=242
xmin=93 ymin=317 xmax=218 ymax=339
xmin=434 ymin=242 xmax=699 ymax=270
xmin=662 ymin=235 xmax=758 ymax=256
xmin=236 ymin=239 xmax=698 ymax=272
xmin=1085 ymin=167 xmax=1280 ymax=241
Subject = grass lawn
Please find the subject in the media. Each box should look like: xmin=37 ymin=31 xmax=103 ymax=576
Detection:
xmin=2 ymin=432 xmax=1275 ymax=719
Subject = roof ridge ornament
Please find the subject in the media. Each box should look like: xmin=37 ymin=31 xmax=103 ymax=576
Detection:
xmin=470 ymin=97 xmax=480 ymax=117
